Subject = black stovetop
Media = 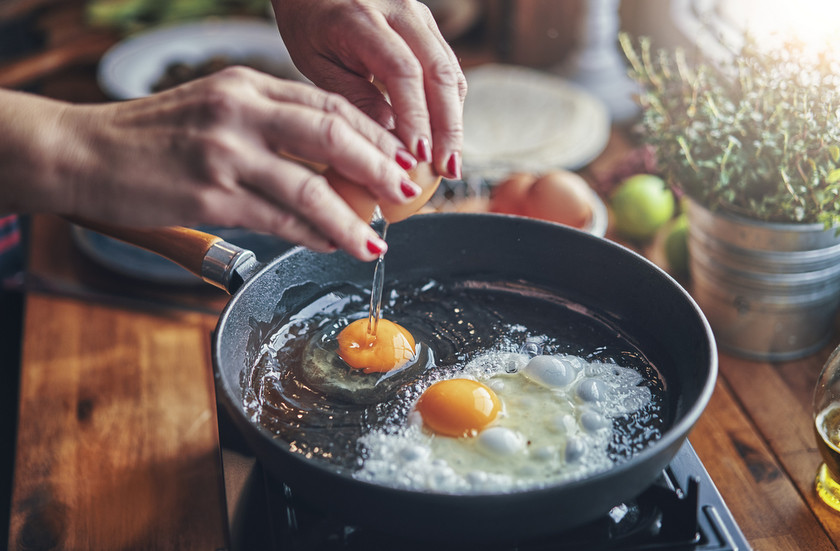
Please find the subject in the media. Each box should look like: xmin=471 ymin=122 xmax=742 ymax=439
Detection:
xmin=220 ymin=439 xmax=750 ymax=551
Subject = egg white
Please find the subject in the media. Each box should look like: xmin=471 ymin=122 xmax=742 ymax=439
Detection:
xmin=354 ymin=350 xmax=654 ymax=493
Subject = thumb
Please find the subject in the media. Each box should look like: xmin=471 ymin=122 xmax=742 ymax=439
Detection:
xmin=312 ymin=62 xmax=396 ymax=129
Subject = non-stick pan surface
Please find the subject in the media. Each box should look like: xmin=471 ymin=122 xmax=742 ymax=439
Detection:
xmin=212 ymin=213 xmax=717 ymax=543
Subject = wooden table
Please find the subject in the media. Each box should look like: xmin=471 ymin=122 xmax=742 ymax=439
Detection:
xmin=6 ymin=7 xmax=840 ymax=551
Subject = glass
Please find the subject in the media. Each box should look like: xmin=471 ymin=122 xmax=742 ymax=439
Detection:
xmin=814 ymin=344 xmax=840 ymax=511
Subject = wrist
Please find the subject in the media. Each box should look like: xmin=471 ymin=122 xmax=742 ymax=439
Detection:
xmin=0 ymin=89 xmax=82 ymax=215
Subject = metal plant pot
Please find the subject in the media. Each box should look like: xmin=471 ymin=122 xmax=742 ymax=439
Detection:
xmin=687 ymin=200 xmax=840 ymax=361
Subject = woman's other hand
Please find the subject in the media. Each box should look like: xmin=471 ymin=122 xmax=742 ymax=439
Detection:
xmin=271 ymin=0 xmax=467 ymax=180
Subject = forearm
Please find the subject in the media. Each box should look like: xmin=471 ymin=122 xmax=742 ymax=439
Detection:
xmin=0 ymin=88 xmax=79 ymax=215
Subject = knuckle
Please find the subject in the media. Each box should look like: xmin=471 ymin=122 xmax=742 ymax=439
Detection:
xmin=439 ymin=119 xmax=465 ymax=144
xmin=196 ymin=132 xmax=239 ymax=179
xmin=373 ymin=159 xmax=396 ymax=189
xmin=192 ymin=190 xmax=227 ymax=224
xmin=267 ymin=211 xmax=299 ymax=237
xmin=318 ymin=113 xmax=351 ymax=151
xmin=456 ymin=71 xmax=468 ymax=101
xmin=320 ymin=91 xmax=352 ymax=115
xmin=214 ymin=65 xmax=256 ymax=82
xmin=197 ymin=86 xmax=241 ymax=123
xmin=395 ymin=57 xmax=424 ymax=82
xmin=427 ymin=58 xmax=461 ymax=89
xmin=295 ymin=173 xmax=331 ymax=213
xmin=414 ymin=2 xmax=437 ymax=25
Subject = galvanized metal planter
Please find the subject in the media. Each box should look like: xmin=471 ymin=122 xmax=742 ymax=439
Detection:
xmin=687 ymin=200 xmax=840 ymax=361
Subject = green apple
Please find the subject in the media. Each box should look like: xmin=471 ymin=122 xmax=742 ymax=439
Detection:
xmin=664 ymin=213 xmax=689 ymax=275
xmin=611 ymin=174 xmax=675 ymax=240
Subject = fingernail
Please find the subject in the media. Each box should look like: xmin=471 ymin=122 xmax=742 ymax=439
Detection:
xmin=366 ymin=238 xmax=387 ymax=256
xmin=395 ymin=148 xmax=417 ymax=171
xmin=416 ymin=137 xmax=432 ymax=163
xmin=400 ymin=179 xmax=421 ymax=199
xmin=446 ymin=151 xmax=462 ymax=179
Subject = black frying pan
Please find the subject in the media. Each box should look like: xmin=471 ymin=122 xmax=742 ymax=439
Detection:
xmin=80 ymin=213 xmax=717 ymax=543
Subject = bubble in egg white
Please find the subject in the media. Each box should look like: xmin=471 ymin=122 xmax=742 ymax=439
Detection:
xmin=550 ymin=413 xmax=578 ymax=434
xmin=577 ymin=378 xmax=610 ymax=403
xmin=520 ymin=340 xmax=543 ymax=357
xmin=477 ymin=427 xmax=526 ymax=456
xmin=522 ymin=355 xmax=577 ymax=388
xmin=565 ymin=436 xmax=587 ymax=463
xmin=580 ymin=409 xmax=610 ymax=432
xmin=533 ymin=446 xmax=557 ymax=461
xmin=466 ymin=471 xmax=489 ymax=486
xmin=399 ymin=444 xmax=430 ymax=462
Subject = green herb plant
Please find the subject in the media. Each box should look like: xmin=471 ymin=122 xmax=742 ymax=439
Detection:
xmin=619 ymin=33 xmax=840 ymax=226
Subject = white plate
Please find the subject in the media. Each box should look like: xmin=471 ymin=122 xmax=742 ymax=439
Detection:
xmin=98 ymin=18 xmax=304 ymax=99
xmin=462 ymin=64 xmax=610 ymax=178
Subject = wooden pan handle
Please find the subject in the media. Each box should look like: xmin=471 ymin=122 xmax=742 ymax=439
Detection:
xmin=68 ymin=218 xmax=222 ymax=278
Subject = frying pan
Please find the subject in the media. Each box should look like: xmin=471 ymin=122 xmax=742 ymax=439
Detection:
xmin=80 ymin=213 xmax=717 ymax=543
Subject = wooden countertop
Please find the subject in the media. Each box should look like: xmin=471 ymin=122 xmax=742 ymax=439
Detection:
xmin=11 ymin=191 xmax=840 ymax=551
xmin=6 ymin=6 xmax=840 ymax=550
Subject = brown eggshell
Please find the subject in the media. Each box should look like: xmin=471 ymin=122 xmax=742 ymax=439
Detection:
xmin=379 ymin=162 xmax=442 ymax=222
xmin=326 ymin=162 xmax=441 ymax=224
xmin=520 ymin=170 xmax=593 ymax=229
xmin=488 ymin=173 xmax=537 ymax=216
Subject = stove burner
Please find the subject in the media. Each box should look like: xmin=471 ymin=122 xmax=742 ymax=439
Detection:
xmin=221 ymin=441 xmax=750 ymax=551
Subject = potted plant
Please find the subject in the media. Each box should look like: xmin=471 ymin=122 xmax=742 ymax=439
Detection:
xmin=619 ymin=33 xmax=840 ymax=361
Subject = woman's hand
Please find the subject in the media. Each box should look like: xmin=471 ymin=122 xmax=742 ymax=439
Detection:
xmin=271 ymin=0 xmax=467 ymax=180
xmin=0 ymin=68 xmax=428 ymax=261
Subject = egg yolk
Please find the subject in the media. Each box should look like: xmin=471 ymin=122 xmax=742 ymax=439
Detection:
xmin=337 ymin=318 xmax=416 ymax=374
xmin=415 ymin=379 xmax=501 ymax=437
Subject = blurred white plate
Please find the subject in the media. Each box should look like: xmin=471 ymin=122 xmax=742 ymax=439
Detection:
xmin=98 ymin=18 xmax=304 ymax=99
xmin=578 ymin=184 xmax=609 ymax=238
xmin=462 ymin=64 xmax=610 ymax=179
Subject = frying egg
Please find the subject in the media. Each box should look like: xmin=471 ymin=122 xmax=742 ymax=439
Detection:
xmin=354 ymin=349 xmax=655 ymax=494
xmin=337 ymin=318 xmax=416 ymax=373
xmin=415 ymin=379 xmax=501 ymax=437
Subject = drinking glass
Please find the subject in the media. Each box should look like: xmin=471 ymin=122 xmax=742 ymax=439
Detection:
xmin=814 ymin=344 xmax=840 ymax=511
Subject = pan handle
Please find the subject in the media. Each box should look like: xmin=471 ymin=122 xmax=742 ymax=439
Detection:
xmin=68 ymin=218 xmax=259 ymax=294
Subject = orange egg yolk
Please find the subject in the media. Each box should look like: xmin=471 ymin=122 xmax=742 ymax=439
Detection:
xmin=337 ymin=318 xmax=416 ymax=374
xmin=415 ymin=379 xmax=501 ymax=437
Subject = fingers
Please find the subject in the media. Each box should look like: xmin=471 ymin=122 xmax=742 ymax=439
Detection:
xmin=323 ymin=2 xmax=465 ymax=179
xmin=305 ymin=57 xmax=396 ymax=129
xmin=235 ymin=154 xmax=387 ymax=262
xmin=333 ymin=8 xmax=434 ymax=164
xmin=388 ymin=3 xmax=467 ymax=179
xmin=251 ymin=75 xmax=422 ymax=204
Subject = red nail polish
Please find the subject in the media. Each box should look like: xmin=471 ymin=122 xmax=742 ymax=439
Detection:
xmin=416 ymin=137 xmax=432 ymax=163
xmin=400 ymin=179 xmax=420 ymax=198
xmin=396 ymin=148 xmax=417 ymax=171
xmin=447 ymin=152 xmax=461 ymax=179
xmin=366 ymin=239 xmax=386 ymax=255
